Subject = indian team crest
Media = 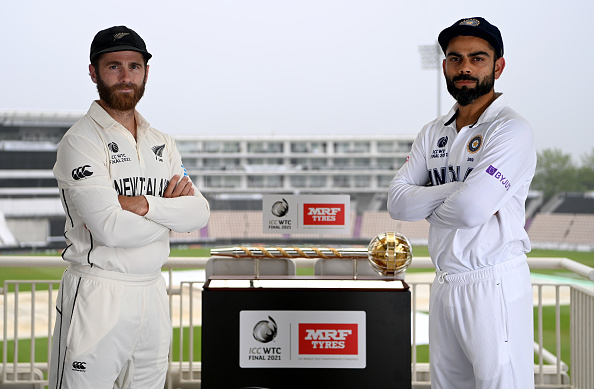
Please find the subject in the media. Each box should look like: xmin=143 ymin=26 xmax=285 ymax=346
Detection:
xmin=467 ymin=135 xmax=483 ymax=154
xmin=460 ymin=19 xmax=480 ymax=27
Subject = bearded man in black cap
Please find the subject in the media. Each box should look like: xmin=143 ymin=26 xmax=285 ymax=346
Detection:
xmin=49 ymin=26 xmax=210 ymax=388
xmin=388 ymin=17 xmax=536 ymax=388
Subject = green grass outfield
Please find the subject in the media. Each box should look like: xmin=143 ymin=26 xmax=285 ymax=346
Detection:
xmin=1 ymin=246 xmax=591 ymax=367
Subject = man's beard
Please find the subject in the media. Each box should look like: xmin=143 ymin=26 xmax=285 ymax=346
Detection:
xmin=446 ymin=68 xmax=495 ymax=106
xmin=96 ymin=73 xmax=146 ymax=112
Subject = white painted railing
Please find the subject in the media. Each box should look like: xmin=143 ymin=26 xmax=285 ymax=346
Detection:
xmin=1 ymin=256 xmax=593 ymax=389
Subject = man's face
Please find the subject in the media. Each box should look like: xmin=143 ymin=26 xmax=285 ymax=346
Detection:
xmin=442 ymin=35 xmax=504 ymax=106
xmin=90 ymin=51 xmax=148 ymax=112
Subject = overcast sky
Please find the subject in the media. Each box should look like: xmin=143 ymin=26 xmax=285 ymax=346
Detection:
xmin=2 ymin=0 xmax=593 ymax=161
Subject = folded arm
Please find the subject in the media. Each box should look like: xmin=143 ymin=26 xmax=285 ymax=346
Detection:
xmin=427 ymin=120 xmax=536 ymax=229
xmin=387 ymin=130 xmax=462 ymax=221
xmin=55 ymin=134 xmax=170 ymax=248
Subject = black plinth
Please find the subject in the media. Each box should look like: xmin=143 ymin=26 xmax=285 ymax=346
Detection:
xmin=201 ymin=277 xmax=411 ymax=389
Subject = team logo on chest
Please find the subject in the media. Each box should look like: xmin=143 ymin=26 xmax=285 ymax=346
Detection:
xmin=467 ymin=135 xmax=483 ymax=154
xmin=108 ymin=141 xmax=131 ymax=165
xmin=152 ymin=144 xmax=165 ymax=162
xmin=431 ymin=136 xmax=449 ymax=159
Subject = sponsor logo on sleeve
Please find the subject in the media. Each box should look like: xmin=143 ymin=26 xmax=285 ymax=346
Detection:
xmin=72 ymin=361 xmax=87 ymax=372
xmin=303 ymin=204 xmax=345 ymax=225
xmin=299 ymin=323 xmax=358 ymax=355
xmin=486 ymin=165 xmax=511 ymax=191
xmin=71 ymin=165 xmax=93 ymax=180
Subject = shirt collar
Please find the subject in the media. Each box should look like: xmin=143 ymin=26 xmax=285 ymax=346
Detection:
xmin=442 ymin=93 xmax=507 ymax=129
xmin=87 ymin=101 xmax=151 ymax=133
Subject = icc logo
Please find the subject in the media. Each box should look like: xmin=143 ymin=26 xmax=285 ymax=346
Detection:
xmin=253 ymin=316 xmax=278 ymax=343
xmin=271 ymin=198 xmax=289 ymax=217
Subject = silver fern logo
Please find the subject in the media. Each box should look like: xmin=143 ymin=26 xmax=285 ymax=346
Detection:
xmin=113 ymin=32 xmax=130 ymax=40
xmin=152 ymin=144 xmax=165 ymax=162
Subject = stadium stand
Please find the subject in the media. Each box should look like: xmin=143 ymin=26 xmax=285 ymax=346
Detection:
xmin=527 ymin=213 xmax=594 ymax=250
xmin=564 ymin=214 xmax=594 ymax=245
xmin=525 ymin=192 xmax=594 ymax=250
xmin=207 ymin=211 xmax=273 ymax=240
xmin=359 ymin=211 xmax=429 ymax=245
xmin=553 ymin=193 xmax=594 ymax=214
xmin=540 ymin=192 xmax=594 ymax=214
xmin=185 ymin=210 xmax=360 ymax=243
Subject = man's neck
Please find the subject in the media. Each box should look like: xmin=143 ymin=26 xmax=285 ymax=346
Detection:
xmin=455 ymin=91 xmax=499 ymax=132
xmin=97 ymin=100 xmax=137 ymax=139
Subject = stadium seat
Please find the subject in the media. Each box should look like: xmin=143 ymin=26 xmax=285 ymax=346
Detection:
xmin=205 ymin=256 xmax=296 ymax=279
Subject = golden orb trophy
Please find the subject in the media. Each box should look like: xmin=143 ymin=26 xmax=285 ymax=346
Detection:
xmin=367 ymin=232 xmax=413 ymax=276
xmin=210 ymin=231 xmax=413 ymax=278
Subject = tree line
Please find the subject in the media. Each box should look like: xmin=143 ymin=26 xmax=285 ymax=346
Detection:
xmin=531 ymin=148 xmax=594 ymax=203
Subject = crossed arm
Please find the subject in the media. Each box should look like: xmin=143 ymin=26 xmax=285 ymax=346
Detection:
xmin=118 ymin=174 xmax=194 ymax=216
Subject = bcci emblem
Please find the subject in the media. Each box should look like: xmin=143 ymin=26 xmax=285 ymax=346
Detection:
xmin=253 ymin=316 xmax=278 ymax=343
xmin=467 ymin=135 xmax=483 ymax=154
xmin=460 ymin=18 xmax=480 ymax=26
xmin=271 ymin=198 xmax=289 ymax=217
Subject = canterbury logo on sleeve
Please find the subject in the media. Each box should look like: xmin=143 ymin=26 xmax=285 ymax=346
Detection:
xmin=72 ymin=165 xmax=94 ymax=180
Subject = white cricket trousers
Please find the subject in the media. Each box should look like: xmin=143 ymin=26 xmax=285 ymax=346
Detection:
xmin=429 ymin=255 xmax=534 ymax=389
xmin=49 ymin=264 xmax=171 ymax=389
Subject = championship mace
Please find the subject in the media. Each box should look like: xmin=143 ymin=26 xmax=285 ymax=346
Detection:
xmin=210 ymin=232 xmax=413 ymax=277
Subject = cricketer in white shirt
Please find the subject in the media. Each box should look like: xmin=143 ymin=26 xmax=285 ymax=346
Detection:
xmin=388 ymin=93 xmax=537 ymax=388
xmin=49 ymin=101 xmax=210 ymax=389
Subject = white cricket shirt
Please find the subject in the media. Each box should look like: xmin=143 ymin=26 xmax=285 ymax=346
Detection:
xmin=54 ymin=101 xmax=210 ymax=274
xmin=388 ymin=94 xmax=536 ymax=273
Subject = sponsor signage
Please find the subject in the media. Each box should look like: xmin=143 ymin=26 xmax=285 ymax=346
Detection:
xmin=239 ymin=310 xmax=366 ymax=368
xmin=262 ymin=195 xmax=350 ymax=234
xmin=303 ymin=204 xmax=345 ymax=225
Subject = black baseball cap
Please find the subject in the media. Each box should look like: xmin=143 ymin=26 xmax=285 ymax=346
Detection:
xmin=438 ymin=17 xmax=503 ymax=57
xmin=90 ymin=26 xmax=152 ymax=63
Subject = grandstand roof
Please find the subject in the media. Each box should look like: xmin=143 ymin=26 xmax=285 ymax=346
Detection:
xmin=548 ymin=192 xmax=594 ymax=214
xmin=0 ymin=109 xmax=84 ymax=127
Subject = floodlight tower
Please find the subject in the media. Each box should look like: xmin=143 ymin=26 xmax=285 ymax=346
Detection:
xmin=418 ymin=43 xmax=444 ymax=117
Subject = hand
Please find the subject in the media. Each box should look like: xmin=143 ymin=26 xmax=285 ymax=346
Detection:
xmin=118 ymin=195 xmax=149 ymax=216
xmin=163 ymin=174 xmax=195 ymax=198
